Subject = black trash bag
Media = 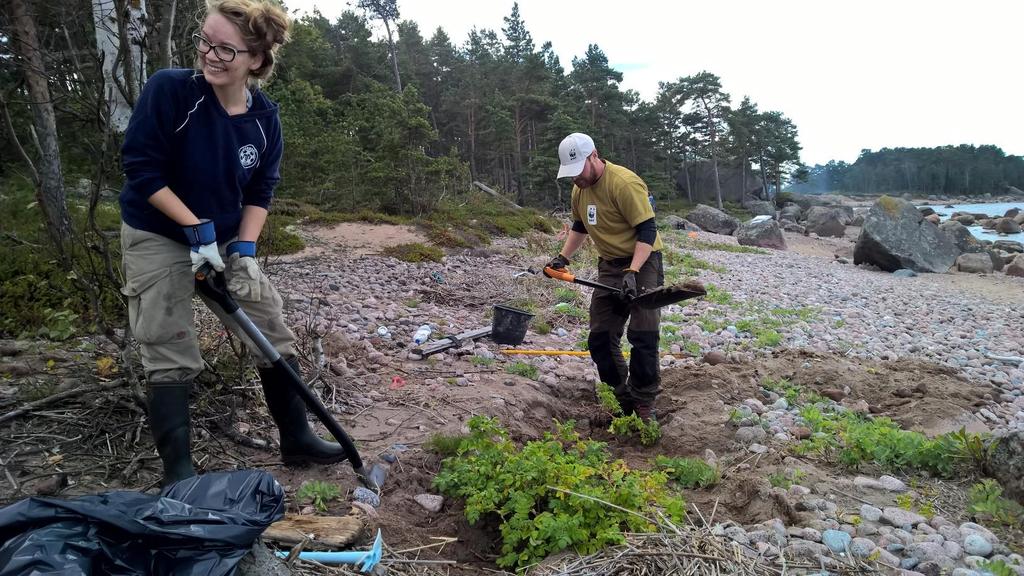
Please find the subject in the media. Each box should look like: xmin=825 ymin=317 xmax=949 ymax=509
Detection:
xmin=0 ymin=469 xmax=284 ymax=576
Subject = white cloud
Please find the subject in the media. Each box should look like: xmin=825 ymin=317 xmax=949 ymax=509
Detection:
xmin=284 ymin=0 xmax=1024 ymax=165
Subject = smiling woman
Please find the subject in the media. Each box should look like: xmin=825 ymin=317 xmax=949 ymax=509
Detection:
xmin=116 ymin=0 xmax=353 ymax=487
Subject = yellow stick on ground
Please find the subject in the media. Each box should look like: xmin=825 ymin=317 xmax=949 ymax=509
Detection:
xmin=501 ymin=349 xmax=590 ymax=356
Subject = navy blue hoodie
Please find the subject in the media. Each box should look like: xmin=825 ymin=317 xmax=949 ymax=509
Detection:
xmin=120 ymin=69 xmax=283 ymax=244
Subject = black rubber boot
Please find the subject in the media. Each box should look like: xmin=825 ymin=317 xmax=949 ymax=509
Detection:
xmin=259 ymin=358 xmax=348 ymax=466
xmin=147 ymin=381 xmax=196 ymax=486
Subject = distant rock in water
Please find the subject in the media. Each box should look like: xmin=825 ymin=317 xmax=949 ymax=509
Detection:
xmin=854 ymin=196 xmax=959 ymax=273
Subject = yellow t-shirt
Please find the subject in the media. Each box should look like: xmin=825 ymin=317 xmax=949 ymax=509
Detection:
xmin=570 ymin=160 xmax=663 ymax=259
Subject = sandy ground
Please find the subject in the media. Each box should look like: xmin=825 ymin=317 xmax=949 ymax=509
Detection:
xmin=287 ymin=222 xmax=430 ymax=258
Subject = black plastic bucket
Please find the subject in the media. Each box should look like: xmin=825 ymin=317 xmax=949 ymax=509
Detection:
xmin=491 ymin=305 xmax=534 ymax=345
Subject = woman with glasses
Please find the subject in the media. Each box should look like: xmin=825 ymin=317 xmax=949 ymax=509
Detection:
xmin=119 ymin=0 xmax=347 ymax=486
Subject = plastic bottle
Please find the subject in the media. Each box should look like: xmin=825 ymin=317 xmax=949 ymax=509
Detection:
xmin=376 ymin=326 xmax=390 ymax=339
xmin=413 ymin=324 xmax=432 ymax=345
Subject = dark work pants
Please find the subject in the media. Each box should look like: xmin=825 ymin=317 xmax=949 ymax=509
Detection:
xmin=587 ymin=252 xmax=663 ymax=408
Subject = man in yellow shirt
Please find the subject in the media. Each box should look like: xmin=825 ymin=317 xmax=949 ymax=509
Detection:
xmin=546 ymin=133 xmax=664 ymax=422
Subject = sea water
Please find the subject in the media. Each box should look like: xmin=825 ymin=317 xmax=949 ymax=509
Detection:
xmin=918 ymin=201 xmax=1024 ymax=243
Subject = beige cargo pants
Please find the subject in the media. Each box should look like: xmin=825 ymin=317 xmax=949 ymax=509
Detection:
xmin=120 ymin=223 xmax=296 ymax=383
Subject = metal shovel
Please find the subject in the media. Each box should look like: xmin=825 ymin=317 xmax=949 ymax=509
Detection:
xmin=195 ymin=265 xmax=385 ymax=490
xmin=543 ymin=266 xmax=706 ymax=309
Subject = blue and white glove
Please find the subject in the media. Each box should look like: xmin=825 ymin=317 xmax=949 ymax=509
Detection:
xmin=182 ymin=219 xmax=225 ymax=273
xmin=226 ymin=240 xmax=262 ymax=302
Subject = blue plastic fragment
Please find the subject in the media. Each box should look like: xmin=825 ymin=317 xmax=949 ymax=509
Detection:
xmin=276 ymin=529 xmax=384 ymax=572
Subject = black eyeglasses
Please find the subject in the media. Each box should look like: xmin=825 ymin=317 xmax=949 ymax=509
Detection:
xmin=192 ymin=34 xmax=251 ymax=63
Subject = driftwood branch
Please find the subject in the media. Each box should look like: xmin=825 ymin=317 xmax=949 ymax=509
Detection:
xmin=472 ymin=181 xmax=522 ymax=210
xmin=0 ymin=379 xmax=125 ymax=426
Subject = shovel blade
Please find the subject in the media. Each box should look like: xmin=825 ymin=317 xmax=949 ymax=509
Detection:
xmin=632 ymin=281 xmax=706 ymax=309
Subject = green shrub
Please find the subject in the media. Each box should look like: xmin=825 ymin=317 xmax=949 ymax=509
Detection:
xmin=434 ymin=417 xmax=684 ymax=569
xmin=381 ymin=242 xmax=444 ymax=263
xmin=654 ymin=456 xmax=719 ymax=488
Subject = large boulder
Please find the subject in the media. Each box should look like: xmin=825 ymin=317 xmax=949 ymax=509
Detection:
xmin=956 ymin=253 xmax=993 ymax=274
xmin=938 ymin=220 xmax=985 ymax=253
xmin=735 ymin=218 xmax=786 ymax=250
xmin=803 ymin=206 xmax=846 ymax=238
xmin=988 ymin=431 xmax=1024 ymax=504
xmin=1006 ymin=254 xmax=1024 ymax=277
xmin=685 ymin=204 xmax=739 ymax=235
xmin=743 ymin=200 xmax=776 ymax=217
xmin=996 ymin=218 xmax=1022 ymax=235
xmin=779 ymin=203 xmax=803 ymax=222
xmin=853 ymin=196 xmax=960 ymax=273
xmin=993 ymin=240 xmax=1024 ymax=254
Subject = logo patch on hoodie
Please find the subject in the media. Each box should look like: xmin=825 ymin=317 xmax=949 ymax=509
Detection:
xmin=238 ymin=144 xmax=259 ymax=169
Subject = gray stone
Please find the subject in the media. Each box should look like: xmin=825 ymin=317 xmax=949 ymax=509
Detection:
xmin=962 ymin=533 xmax=993 ymax=557
xmin=724 ymin=526 xmax=750 ymax=545
xmin=744 ymin=200 xmax=776 ymax=216
xmin=784 ymin=540 xmax=829 ymax=561
xmin=822 ymin=529 xmax=851 ymax=554
xmin=882 ymin=507 xmax=927 ymax=528
xmin=878 ymin=475 xmax=907 ymax=492
xmin=861 ymin=504 xmax=883 ymax=522
xmin=854 ymin=196 xmax=959 ymax=273
xmin=736 ymin=425 xmax=767 ymax=444
xmin=849 ymin=537 xmax=876 ymax=558
xmin=352 ymin=486 xmax=381 ymax=508
xmin=662 ymin=215 xmax=703 ymax=232
xmin=957 ymin=252 xmax=994 ymax=274
xmin=1007 ymin=254 xmax=1024 ymax=277
xmin=413 ymin=493 xmax=444 ymax=513
xmin=987 ymin=428 xmax=1024 ymax=500
xmin=893 ymin=268 xmax=918 ymax=277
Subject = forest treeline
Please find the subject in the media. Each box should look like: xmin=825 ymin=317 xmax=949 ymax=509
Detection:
xmin=0 ymin=0 xmax=803 ymax=220
xmin=787 ymin=145 xmax=1024 ymax=197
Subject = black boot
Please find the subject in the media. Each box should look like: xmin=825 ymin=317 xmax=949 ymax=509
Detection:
xmin=147 ymin=381 xmax=196 ymax=485
xmin=259 ymin=358 xmax=348 ymax=466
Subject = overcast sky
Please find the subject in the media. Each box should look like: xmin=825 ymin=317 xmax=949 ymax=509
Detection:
xmin=284 ymin=0 xmax=1023 ymax=166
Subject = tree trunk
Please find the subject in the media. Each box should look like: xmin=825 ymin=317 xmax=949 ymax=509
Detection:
xmin=155 ymin=0 xmax=177 ymax=69
xmin=383 ymin=20 xmax=402 ymax=92
xmin=741 ymin=156 xmax=748 ymax=200
xmin=759 ymin=148 xmax=770 ymax=200
xmin=9 ymin=0 xmax=73 ymax=253
xmin=93 ymin=0 xmax=147 ymax=130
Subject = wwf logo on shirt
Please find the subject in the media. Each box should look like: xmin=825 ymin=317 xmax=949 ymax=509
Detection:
xmin=238 ymin=144 xmax=259 ymax=169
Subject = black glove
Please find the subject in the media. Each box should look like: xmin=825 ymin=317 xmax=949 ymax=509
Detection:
xmin=621 ymin=269 xmax=639 ymax=300
xmin=546 ymin=253 xmax=570 ymax=271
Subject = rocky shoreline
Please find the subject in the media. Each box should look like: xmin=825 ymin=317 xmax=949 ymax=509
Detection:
xmin=262 ymin=212 xmax=1024 ymax=575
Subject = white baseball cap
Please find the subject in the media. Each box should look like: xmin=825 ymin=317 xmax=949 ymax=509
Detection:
xmin=557 ymin=133 xmax=595 ymax=179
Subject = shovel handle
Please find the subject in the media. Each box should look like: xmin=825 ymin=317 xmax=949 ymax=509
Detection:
xmin=543 ymin=266 xmax=575 ymax=282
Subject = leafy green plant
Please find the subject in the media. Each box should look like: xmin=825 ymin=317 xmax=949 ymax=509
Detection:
xmin=978 ymin=559 xmax=1017 ymax=576
xmin=754 ymin=328 xmax=782 ymax=347
xmin=36 ymin=308 xmax=79 ymax=341
xmin=763 ymin=377 xmax=802 ymax=405
xmin=434 ymin=416 xmax=684 ymax=569
xmin=768 ymin=468 xmax=806 ymax=489
xmin=532 ymin=318 xmax=553 ymax=335
xmin=968 ymin=479 xmax=1024 ymax=526
xmin=505 ymin=362 xmax=539 ymax=380
xmin=595 ymin=382 xmax=623 ymax=416
xmin=296 ymin=480 xmax=341 ymax=512
xmin=654 ymin=456 xmax=719 ymax=488
xmin=609 ymin=413 xmax=661 ymax=446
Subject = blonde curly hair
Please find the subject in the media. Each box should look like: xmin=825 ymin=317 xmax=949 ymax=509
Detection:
xmin=201 ymin=0 xmax=291 ymax=84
